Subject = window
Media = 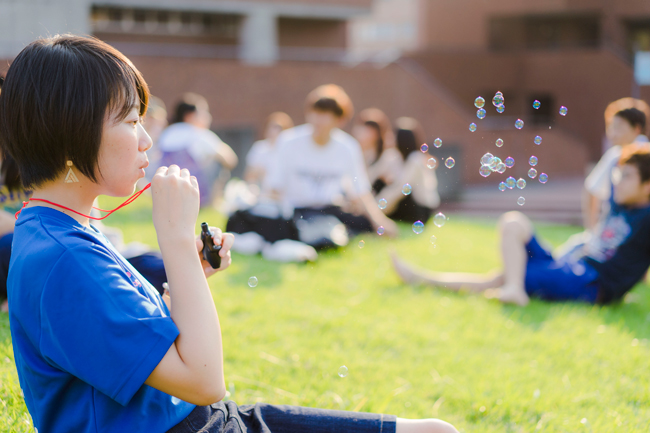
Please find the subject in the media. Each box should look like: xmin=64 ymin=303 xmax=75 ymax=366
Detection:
xmin=91 ymin=6 xmax=241 ymax=39
xmin=528 ymin=94 xmax=554 ymax=125
xmin=490 ymin=14 xmax=601 ymax=51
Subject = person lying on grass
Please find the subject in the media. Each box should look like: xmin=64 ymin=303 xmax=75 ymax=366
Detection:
xmin=392 ymin=142 xmax=650 ymax=306
xmin=0 ymin=35 xmax=457 ymax=433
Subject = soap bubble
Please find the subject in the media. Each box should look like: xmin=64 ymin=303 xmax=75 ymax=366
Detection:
xmin=528 ymin=168 xmax=537 ymax=179
xmin=495 ymin=162 xmax=507 ymax=173
xmin=515 ymin=119 xmax=524 ymax=129
xmin=517 ymin=178 xmax=526 ymax=189
xmin=559 ymin=106 xmax=568 ymax=116
xmin=534 ymin=135 xmax=542 ymax=145
xmin=488 ymin=156 xmax=499 ymax=170
xmin=474 ymin=96 xmax=485 ymax=108
xmin=377 ymin=226 xmax=385 ymax=235
xmin=498 ymin=182 xmax=507 ymax=191
xmin=358 ymin=240 xmax=365 ymax=248
xmin=506 ymin=176 xmax=516 ymax=189
xmin=248 ymin=276 xmax=258 ymax=287
xmin=445 ymin=157 xmax=455 ymax=169
xmin=480 ymin=153 xmax=494 ymax=166
xmin=496 ymin=138 xmax=504 ymax=147
xmin=412 ymin=221 xmax=424 ymax=234
xmin=517 ymin=197 xmax=525 ymax=206
xmin=492 ymin=93 xmax=504 ymax=107
xmin=427 ymin=157 xmax=438 ymax=169
xmin=533 ymin=100 xmax=541 ymax=109
xmin=505 ymin=157 xmax=515 ymax=168
xmin=496 ymin=105 xmax=505 ymax=113
xmin=479 ymin=165 xmax=492 ymax=177
xmin=529 ymin=156 xmax=538 ymax=166
xmin=402 ymin=184 xmax=412 ymax=195
xmin=338 ymin=365 xmax=348 ymax=377
xmin=378 ymin=198 xmax=387 ymax=209
xmin=430 ymin=234 xmax=437 ymax=244
xmin=539 ymin=173 xmax=548 ymax=184
xmin=477 ymin=108 xmax=486 ymax=119
xmin=420 ymin=143 xmax=429 ymax=152
xmin=434 ymin=138 xmax=442 ymax=148
xmin=433 ymin=212 xmax=446 ymax=228
xmin=469 ymin=123 xmax=477 ymax=132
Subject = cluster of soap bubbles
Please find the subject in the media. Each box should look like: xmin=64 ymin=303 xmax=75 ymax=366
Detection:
xmin=475 ymin=97 xmax=562 ymax=204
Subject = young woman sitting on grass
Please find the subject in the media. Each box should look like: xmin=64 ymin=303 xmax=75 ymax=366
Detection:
xmin=393 ymin=143 xmax=650 ymax=306
xmin=0 ymin=35 xmax=457 ymax=433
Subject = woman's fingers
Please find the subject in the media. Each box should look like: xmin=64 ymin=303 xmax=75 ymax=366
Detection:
xmin=219 ymin=233 xmax=235 ymax=257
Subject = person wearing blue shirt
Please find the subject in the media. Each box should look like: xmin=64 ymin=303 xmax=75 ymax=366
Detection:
xmin=392 ymin=143 xmax=650 ymax=306
xmin=0 ymin=36 xmax=457 ymax=433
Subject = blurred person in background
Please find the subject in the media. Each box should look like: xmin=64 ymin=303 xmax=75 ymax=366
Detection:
xmin=376 ymin=117 xmax=439 ymax=224
xmin=156 ymin=92 xmax=238 ymax=207
xmin=141 ymin=96 xmax=168 ymax=183
xmin=244 ymin=111 xmax=294 ymax=189
xmin=584 ymin=99 xmax=650 ymax=230
xmin=226 ymin=85 xmax=398 ymax=260
xmin=352 ymin=108 xmax=402 ymax=195
xmin=393 ymin=143 xmax=650 ymax=307
xmin=266 ymin=84 xmax=398 ymax=239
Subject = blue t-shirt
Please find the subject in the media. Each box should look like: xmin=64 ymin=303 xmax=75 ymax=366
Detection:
xmin=8 ymin=206 xmax=195 ymax=432
xmin=583 ymin=197 xmax=650 ymax=303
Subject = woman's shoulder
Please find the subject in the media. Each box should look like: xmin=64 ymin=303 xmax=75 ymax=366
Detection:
xmin=14 ymin=208 xmax=110 ymax=255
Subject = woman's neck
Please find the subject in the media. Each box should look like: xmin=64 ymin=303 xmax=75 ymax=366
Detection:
xmin=26 ymin=181 xmax=98 ymax=227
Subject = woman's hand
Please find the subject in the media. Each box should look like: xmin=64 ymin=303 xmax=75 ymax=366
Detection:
xmin=151 ymin=165 xmax=200 ymax=245
xmin=195 ymin=227 xmax=234 ymax=278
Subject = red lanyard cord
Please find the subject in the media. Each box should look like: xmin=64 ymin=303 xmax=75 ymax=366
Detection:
xmin=15 ymin=182 xmax=152 ymax=220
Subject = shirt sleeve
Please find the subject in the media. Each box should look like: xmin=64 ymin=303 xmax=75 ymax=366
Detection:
xmin=265 ymin=136 xmax=288 ymax=193
xmin=39 ymin=245 xmax=179 ymax=406
xmin=585 ymin=146 xmax=621 ymax=200
xmin=347 ymin=141 xmax=372 ymax=196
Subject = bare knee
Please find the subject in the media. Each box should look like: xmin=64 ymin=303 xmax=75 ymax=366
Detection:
xmin=396 ymin=418 xmax=459 ymax=433
xmin=498 ymin=211 xmax=532 ymax=240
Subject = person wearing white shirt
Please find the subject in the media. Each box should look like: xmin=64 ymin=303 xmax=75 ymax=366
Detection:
xmin=352 ymin=108 xmax=403 ymax=196
xmin=585 ymin=104 xmax=650 ymax=229
xmin=156 ymin=93 xmax=238 ymax=207
xmin=376 ymin=117 xmax=439 ymax=223
xmin=266 ymin=85 xmax=398 ymax=238
xmin=244 ymin=112 xmax=293 ymax=190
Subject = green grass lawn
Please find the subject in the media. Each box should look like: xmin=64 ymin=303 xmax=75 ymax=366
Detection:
xmin=1 ymin=195 xmax=649 ymax=432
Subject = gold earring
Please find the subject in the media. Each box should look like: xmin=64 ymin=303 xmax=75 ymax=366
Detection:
xmin=64 ymin=160 xmax=79 ymax=183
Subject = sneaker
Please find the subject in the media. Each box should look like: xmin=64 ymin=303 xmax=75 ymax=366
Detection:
xmin=262 ymin=239 xmax=318 ymax=262
xmin=232 ymin=232 xmax=268 ymax=255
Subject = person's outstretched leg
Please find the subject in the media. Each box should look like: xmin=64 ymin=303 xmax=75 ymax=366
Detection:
xmin=396 ymin=418 xmax=459 ymax=433
xmin=391 ymin=211 xmax=532 ymax=305
xmin=391 ymin=252 xmax=504 ymax=292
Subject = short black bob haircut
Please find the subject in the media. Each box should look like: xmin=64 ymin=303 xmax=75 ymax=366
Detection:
xmin=0 ymin=35 xmax=149 ymax=189
xmin=172 ymin=92 xmax=209 ymax=124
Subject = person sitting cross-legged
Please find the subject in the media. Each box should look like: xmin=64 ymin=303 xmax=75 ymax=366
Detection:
xmin=392 ymin=142 xmax=650 ymax=306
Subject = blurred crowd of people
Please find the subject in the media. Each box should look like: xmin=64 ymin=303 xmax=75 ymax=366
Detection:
xmin=1 ymin=77 xmax=649 ymax=309
xmin=133 ymin=84 xmax=440 ymax=263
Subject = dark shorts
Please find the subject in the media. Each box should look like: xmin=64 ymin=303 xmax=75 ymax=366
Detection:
xmin=167 ymin=401 xmax=397 ymax=433
xmin=525 ymin=235 xmax=599 ymax=303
